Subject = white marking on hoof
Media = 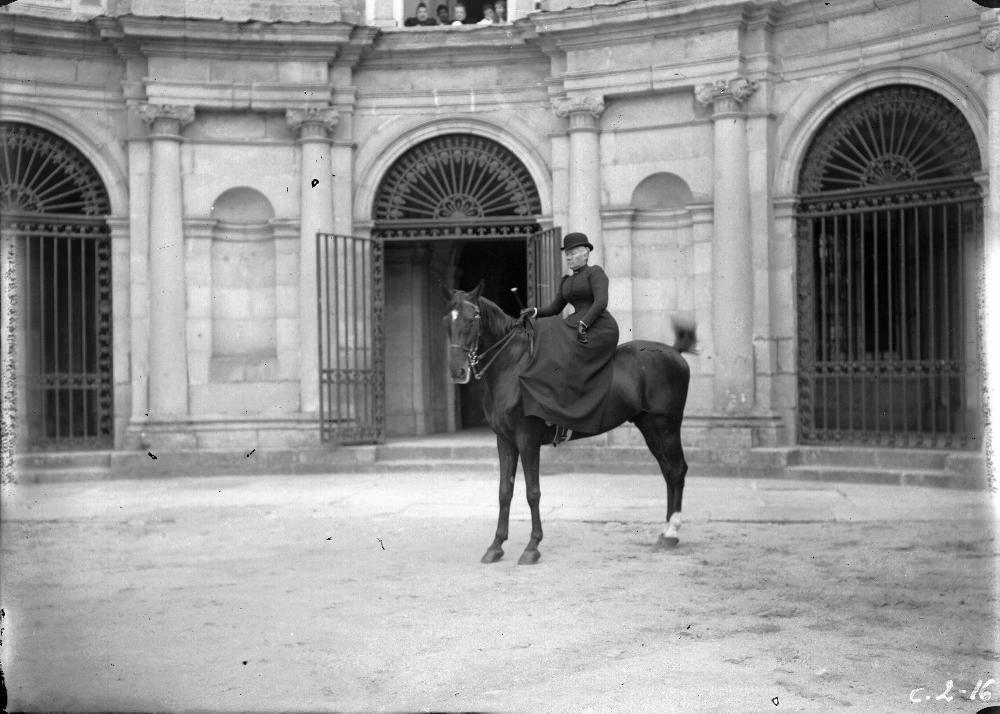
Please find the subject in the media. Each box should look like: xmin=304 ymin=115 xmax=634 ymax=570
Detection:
xmin=662 ymin=511 xmax=682 ymax=540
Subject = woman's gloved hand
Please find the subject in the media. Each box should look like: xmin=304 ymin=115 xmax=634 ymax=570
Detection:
xmin=577 ymin=321 xmax=589 ymax=344
xmin=519 ymin=307 xmax=537 ymax=321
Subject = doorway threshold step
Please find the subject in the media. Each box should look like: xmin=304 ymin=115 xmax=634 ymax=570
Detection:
xmin=15 ymin=466 xmax=113 ymax=484
xmin=786 ymin=465 xmax=985 ymax=490
xmin=372 ymin=459 xmax=499 ymax=473
xmin=788 ymin=446 xmax=949 ymax=471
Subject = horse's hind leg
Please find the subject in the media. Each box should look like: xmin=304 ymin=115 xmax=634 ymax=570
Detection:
xmin=482 ymin=434 xmax=518 ymax=564
xmin=634 ymin=413 xmax=688 ymax=550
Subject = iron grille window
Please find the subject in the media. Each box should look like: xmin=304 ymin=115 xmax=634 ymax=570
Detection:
xmin=1 ymin=122 xmax=113 ymax=450
xmin=795 ymin=87 xmax=982 ymax=449
xmin=374 ymin=134 xmax=541 ymax=221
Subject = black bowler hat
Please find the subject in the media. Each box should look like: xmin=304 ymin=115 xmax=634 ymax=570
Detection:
xmin=562 ymin=232 xmax=594 ymax=252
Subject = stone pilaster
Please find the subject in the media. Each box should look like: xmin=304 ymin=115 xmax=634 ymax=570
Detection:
xmin=980 ymin=21 xmax=1000 ymax=465
xmin=696 ymin=78 xmax=757 ymax=414
xmin=599 ymin=208 xmax=635 ymax=342
xmin=286 ymin=107 xmax=338 ymax=415
xmin=553 ymin=95 xmax=605 ymax=262
xmin=106 ymin=216 xmax=132 ymax=448
xmin=137 ymin=103 xmax=194 ymax=420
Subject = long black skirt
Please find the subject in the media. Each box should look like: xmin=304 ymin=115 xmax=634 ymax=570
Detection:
xmin=519 ymin=310 xmax=619 ymax=434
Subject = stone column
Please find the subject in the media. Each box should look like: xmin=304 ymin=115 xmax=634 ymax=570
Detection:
xmin=137 ymin=103 xmax=194 ymax=419
xmin=696 ymin=78 xmax=758 ymax=414
xmin=553 ymin=96 xmax=605 ymax=262
xmin=287 ymin=107 xmax=338 ymax=415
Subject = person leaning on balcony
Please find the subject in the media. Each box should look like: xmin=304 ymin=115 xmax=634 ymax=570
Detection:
xmin=477 ymin=3 xmax=495 ymax=24
xmin=404 ymin=3 xmax=440 ymax=25
xmin=436 ymin=3 xmax=450 ymax=23
xmin=451 ymin=2 xmax=469 ymax=23
xmin=493 ymin=0 xmax=507 ymax=22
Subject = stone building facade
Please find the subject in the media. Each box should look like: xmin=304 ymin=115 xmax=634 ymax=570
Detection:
xmin=1 ymin=0 xmax=997 ymax=475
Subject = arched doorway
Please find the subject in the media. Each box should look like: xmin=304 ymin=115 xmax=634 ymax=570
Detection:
xmin=0 ymin=122 xmax=114 ymax=450
xmin=795 ymin=86 xmax=982 ymax=448
xmin=370 ymin=133 xmax=553 ymax=435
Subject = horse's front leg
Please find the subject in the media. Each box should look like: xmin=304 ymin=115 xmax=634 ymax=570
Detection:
xmin=515 ymin=428 xmax=543 ymax=565
xmin=481 ymin=434 xmax=518 ymax=564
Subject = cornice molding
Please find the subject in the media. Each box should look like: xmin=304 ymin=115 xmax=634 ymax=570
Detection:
xmin=528 ymin=0 xmax=745 ymax=48
xmin=0 ymin=13 xmax=118 ymax=61
xmin=142 ymin=79 xmax=333 ymax=111
xmin=110 ymin=15 xmax=353 ymax=60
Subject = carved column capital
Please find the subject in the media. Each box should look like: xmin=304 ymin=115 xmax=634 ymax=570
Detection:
xmin=552 ymin=95 xmax=605 ymax=130
xmin=286 ymin=107 xmax=340 ymax=139
xmin=695 ymin=77 xmax=758 ymax=115
xmin=136 ymin=104 xmax=195 ymax=137
xmin=984 ymin=27 xmax=1000 ymax=52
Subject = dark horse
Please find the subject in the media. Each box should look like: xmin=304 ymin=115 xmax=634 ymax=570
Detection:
xmin=444 ymin=282 xmax=697 ymax=565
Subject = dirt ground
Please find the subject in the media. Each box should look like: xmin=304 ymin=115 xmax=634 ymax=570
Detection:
xmin=1 ymin=471 xmax=997 ymax=712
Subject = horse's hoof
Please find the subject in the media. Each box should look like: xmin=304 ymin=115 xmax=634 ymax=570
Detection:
xmin=481 ymin=548 xmax=504 ymax=564
xmin=517 ymin=549 xmax=541 ymax=565
xmin=654 ymin=534 xmax=679 ymax=550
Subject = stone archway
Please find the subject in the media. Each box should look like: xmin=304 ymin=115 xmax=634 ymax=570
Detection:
xmin=372 ymin=133 xmax=547 ymax=436
xmin=373 ymin=133 xmax=542 ymax=223
xmin=795 ymin=86 xmax=982 ymax=448
xmin=0 ymin=122 xmax=113 ymax=449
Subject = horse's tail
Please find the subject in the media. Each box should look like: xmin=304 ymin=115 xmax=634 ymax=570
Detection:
xmin=671 ymin=316 xmax=699 ymax=355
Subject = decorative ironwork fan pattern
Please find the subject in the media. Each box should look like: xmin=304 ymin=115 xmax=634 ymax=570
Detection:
xmin=1 ymin=122 xmax=110 ymax=216
xmin=798 ymin=86 xmax=980 ymax=195
xmin=374 ymin=134 xmax=541 ymax=221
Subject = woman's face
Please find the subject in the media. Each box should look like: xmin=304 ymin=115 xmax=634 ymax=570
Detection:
xmin=565 ymin=246 xmax=590 ymax=271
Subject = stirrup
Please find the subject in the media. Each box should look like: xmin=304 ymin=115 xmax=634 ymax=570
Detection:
xmin=552 ymin=425 xmax=573 ymax=447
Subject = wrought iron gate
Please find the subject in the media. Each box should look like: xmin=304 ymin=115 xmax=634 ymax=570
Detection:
xmin=797 ymin=180 xmax=980 ymax=448
xmin=526 ymin=226 xmax=562 ymax=306
xmin=795 ymin=85 xmax=982 ymax=449
xmin=2 ymin=214 xmax=114 ymax=449
xmin=316 ymin=232 xmax=385 ymax=445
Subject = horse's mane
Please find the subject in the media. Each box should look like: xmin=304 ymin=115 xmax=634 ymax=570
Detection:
xmin=475 ymin=295 xmax=518 ymax=338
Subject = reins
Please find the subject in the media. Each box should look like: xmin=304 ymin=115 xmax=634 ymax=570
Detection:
xmin=451 ymin=300 xmax=532 ymax=381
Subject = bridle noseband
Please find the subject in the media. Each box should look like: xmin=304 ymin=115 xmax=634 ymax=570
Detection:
xmin=450 ymin=300 xmax=522 ymax=381
xmin=450 ymin=304 xmax=483 ymax=378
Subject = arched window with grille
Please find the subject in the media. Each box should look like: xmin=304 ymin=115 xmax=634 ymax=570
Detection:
xmin=0 ymin=122 xmax=113 ymax=450
xmin=795 ymin=86 xmax=982 ymax=448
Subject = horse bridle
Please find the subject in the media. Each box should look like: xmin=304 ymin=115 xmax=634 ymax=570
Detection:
xmin=450 ymin=300 xmax=522 ymax=381
xmin=449 ymin=301 xmax=483 ymax=378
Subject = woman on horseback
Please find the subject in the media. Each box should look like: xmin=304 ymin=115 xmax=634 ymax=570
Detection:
xmin=518 ymin=232 xmax=620 ymax=445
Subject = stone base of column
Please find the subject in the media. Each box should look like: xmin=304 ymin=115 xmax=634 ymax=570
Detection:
xmin=123 ymin=421 xmax=198 ymax=452
xmin=123 ymin=417 xmax=323 ymax=452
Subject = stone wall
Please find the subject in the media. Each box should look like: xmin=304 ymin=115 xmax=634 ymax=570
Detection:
xmin=1 ymin=0 xmax=993 ymax=455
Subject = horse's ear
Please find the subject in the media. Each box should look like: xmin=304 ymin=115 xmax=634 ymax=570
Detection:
xmin=469 ymin=279 xmax=485 ymax=302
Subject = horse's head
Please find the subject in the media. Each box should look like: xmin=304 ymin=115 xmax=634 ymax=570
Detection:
xmin=443 ymin=280 xmax=484 ymax=385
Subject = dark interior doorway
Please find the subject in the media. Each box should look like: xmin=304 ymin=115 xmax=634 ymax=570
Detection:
xmin=453 ymin=239 xmax=526 ymax=428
